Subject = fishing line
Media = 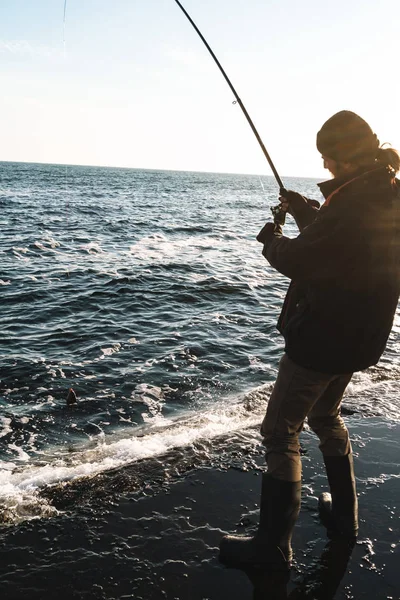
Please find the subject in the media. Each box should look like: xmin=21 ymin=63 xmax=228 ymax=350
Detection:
xmin=63 ymin=0 xmax=68 ymax=198
xmin=63 ymin=0 xmax=67 ymax=57
xmin=63 ymin=0 xmax=70 ymax=255
xmin=173 ymin=0 xmax=286 ymax=195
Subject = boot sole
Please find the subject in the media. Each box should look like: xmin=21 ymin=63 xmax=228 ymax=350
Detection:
xmin=219 ymin=556 xmax=291 ymax=573
xmin=219 ymin=547 xmax=291 ymax=572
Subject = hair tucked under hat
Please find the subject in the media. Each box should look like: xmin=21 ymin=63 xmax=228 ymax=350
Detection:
xmin=317 ymin=110 xmax=400 ymax=173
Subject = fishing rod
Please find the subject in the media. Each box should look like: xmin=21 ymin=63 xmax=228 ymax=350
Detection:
xmin=173 ymin=0 xmax=288 ymax=224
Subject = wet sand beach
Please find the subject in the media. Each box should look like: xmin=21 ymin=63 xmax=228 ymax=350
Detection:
xmin=0 ymin=416 xmax=398 ymax=600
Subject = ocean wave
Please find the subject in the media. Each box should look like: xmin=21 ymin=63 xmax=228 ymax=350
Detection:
xmin=0 ymin=389 xmax=270 ymax=523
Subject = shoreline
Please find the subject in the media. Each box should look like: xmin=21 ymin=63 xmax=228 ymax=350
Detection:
xmin=0 ymin=417 xmax=399 ymax=599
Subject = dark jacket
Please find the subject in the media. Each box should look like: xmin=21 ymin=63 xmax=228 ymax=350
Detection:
xmin=263 ymin=166 xmax=400 ymax=374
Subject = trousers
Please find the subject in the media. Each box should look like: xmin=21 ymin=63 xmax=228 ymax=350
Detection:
xmin=261 ymin=353 xmax=353 ymax=482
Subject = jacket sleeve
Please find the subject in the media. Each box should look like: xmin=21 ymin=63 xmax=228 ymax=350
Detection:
xmin=263 ymin=207 xmax=355 ymax=283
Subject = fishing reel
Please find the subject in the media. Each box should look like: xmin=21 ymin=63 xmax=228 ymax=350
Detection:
xmin=256 ymin=197 xmax=287 ymax=244
xmin=270 ymin=204 xmax=286 ymax=227
xmin=270 ymin=187 xmax=289 ymax=232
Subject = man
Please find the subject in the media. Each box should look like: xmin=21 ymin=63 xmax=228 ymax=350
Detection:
xmin=219 ymin=111 xmax=400 ymax=571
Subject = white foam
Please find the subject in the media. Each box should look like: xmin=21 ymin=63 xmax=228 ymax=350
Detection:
xmin=101 ymin=343 xmax=121 ymax=356
xmin=43 ymin=236 xmax=60 ymax=249
xmin=0 ymin=389 xmax=270 ymax=523
xmin=128 ymin=232 xmax=221 ymax=264
xmin=8 ymin=444 xmax=30 ymax=462
xmin=82 ymin=241 xmax=103 ymax=254
xmin=344 ymin=376 xmax=400 ymax=421
xmin=1 ymin=366 xmax=398 ymax=523
xmin=0 ymin=417 xmax=12 ymax=438
xmin=12 ymin=246 xmax=29 ymax=254
xmin=131 ymin=383 xmax=165 ymax=422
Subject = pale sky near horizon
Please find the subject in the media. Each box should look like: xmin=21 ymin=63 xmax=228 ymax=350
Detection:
xmin=0 ymin=0 xmax=399 ymax=178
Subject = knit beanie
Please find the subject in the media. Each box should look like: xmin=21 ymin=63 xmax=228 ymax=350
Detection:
xmin=316 ymin=111 xmax=380 ymax=163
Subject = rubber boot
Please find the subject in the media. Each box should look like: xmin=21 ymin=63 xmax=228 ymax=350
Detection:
xmin=319 ymin=454 xmax=358 ymax=539
xmin=219 ymin=473 xmax=301 ymax=571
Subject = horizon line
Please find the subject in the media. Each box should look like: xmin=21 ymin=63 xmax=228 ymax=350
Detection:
xmin=0 ymin=159 xmax=322 ymax=180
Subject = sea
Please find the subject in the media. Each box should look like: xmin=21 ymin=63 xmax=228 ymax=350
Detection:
xmin=0 ymin=161 xmax=399 ymax=527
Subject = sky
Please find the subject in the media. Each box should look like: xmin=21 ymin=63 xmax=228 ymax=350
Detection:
xmin=0 ymin=0 xmax=399 ymax=177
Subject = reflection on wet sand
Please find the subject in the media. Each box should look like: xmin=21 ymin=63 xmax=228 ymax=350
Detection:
xmin=246 ymin=538 xmax=355 ymax=599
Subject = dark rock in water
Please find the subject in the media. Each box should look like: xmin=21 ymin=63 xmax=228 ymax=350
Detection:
xmin=66 ymin=388 xmax=77 ymax=406
xmin=340 ymin=405 xmax=356 ymax=415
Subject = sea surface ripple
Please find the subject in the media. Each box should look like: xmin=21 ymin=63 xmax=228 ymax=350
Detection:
xmin=0 ymin=161 xmax=399 ymax=522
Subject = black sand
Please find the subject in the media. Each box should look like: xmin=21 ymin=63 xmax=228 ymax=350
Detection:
xmin=0 ymin=417 xmax=399 ymax=600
